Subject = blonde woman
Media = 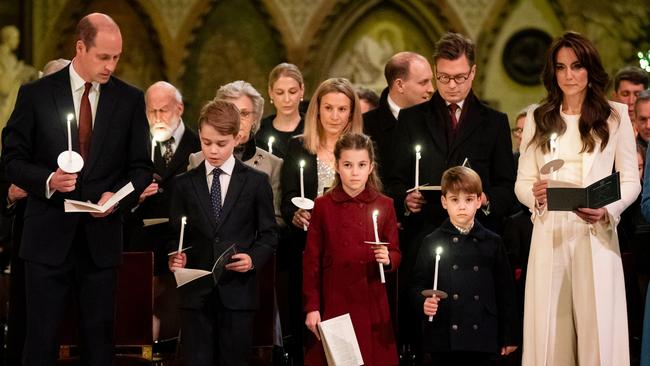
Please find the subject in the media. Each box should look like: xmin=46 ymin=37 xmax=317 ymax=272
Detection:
xmin=279 ymin=77 xmax=363 ymax=364
xmin=255 ymin=63 xmax=305 ymax=159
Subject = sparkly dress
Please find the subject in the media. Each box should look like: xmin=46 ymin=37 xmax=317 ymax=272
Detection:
xmin=316 ymin=157 xmax=335 ymax=196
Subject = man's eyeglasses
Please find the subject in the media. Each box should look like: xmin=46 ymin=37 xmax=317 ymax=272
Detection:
xmin=436 ymin=71 xmax=472 ymax=84
xmin=511 ymin=127 xmax=523 ymax=136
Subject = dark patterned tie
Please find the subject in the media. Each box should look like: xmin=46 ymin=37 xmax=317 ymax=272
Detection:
xmin=210 ymin=168 xmax=223 ymax=222
xmin=162 ymin=136 xmax=175 ymax=166
xmin=449 ymin=103 xmax=459 ymax=130
xmin=79 ymin=82 xmax=93 ymax=160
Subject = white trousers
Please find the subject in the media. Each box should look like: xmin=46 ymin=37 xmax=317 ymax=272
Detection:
xmin=546 ymin=220 xmax=600 ymax=366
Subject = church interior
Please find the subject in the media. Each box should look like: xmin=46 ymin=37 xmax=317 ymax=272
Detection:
xmin=0 ymin=1 xmax=649 ymax=365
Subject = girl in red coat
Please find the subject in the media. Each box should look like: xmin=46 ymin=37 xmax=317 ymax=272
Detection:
xmin=303 ymin=132 xmax=401 ymax=365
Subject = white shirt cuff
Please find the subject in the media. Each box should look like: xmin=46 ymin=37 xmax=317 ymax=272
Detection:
xmin=45 ymin=172 xmax=55 ymax=199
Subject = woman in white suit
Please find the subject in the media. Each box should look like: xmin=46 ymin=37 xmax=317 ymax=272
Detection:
xmin=515 ymin=32 xmax=640 ymax=366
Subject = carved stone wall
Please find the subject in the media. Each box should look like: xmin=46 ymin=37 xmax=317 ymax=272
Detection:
xmin=9 ymin=0 xmax=650 ymax=129
xmin=179 ymin=0 xmax=284 ymax=125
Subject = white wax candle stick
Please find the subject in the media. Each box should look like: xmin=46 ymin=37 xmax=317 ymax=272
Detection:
xmin=151 ymin=137 xmax=156 ymax=162
xmin=372 ymin=210 xmax=385 ymax=283
xmin=372 ymin=210 xmax=380 ymax=242
xmin=299 ymin=160 xmax=307 ymax=231
xmin=299 ymin=160 xmax=305 ymax=199
xmin=177 ymin=216 xmax=187 ymax=254
xmin=66 ymin=114 xmax=73 ymax=155
xmin=268 ymin=136 xmax=275 ymax=155
xmin=433 ymin=253 xmax=440 ymax=290
xmin=549 ymin=133 xmax=558 ymax=180
xmin=414 ymin=145 xmax=421 ymax=189
xmin=429 ymin=247 xmax=443 ymax=322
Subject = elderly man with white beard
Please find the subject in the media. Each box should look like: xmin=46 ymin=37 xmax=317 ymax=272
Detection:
xmin=123 ymin=81 xmax=201 ymax=339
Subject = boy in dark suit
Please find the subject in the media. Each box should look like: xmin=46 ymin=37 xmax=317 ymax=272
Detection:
xmin=168 ymin=99 xmax=277 ymax=366
xmin=410 ymin=166 xmax=518 ymax=365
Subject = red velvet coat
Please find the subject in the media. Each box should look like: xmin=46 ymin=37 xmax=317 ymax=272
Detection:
xmin=303 ymin=186 xmax=401 ymax=366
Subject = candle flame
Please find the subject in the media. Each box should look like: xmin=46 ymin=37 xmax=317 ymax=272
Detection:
xmin=435 ymin=247 xmax=443 ymax=255
xmin=181 ymin=216 xmax=187 ymax=224
xmin=66 ymin=113 xmax=74 ymax=122
xmin=299 ymin=160 xmax=305 ymax=168
xmin=268 ymin=136 xmax=275 ymax=144
xmin=372 ymin=209 xmax=379 ymax=218
xmin=415 ymin=145 xmax=421 ymax=153
xmin=550 ymin=132 xmax=558 ymax=140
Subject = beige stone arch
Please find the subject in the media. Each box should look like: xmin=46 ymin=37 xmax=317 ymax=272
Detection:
xmin=135 ymin=0 xmax=214 ymax=85
xmin=303 ymin=0 xmax=451 ymax=97
xmin=176 ymin=0 xmax=286 ymax=127
xmin=32 ymin=0 xmax=165 ymax=89
xmin=259 ymin=0 xmax=342 ymax=66
xmin=474 ymin=0 xmax=525 ymax=95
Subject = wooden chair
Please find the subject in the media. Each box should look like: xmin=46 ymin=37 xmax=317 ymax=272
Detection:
xmin=58 ymin=252 xmax=155 ymax=363
xmin=250 ymin=253 xmax=278 ymax=365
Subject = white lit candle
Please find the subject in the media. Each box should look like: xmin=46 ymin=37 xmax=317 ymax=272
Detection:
xmin=151 ymin=137 xmax=157 ymax=162
xmin=66 ymin=114 xmax=74 ymax=160
xmin=414 ymin=145 xmax=421 ymax=189
xmin=429 ymin=246 xmax=443 ymax=322
xmin=268 ymin=136 xmax=275 ymax=155
xmin=550 ymin=132 xmax=558 ymax=160
xmin=372 ymin=210 xmax=380 ymax=242
xmin=372 ymin=209 xmax=385 ymax=283
xmin=299 ymin=160 xmax=305 ymax=199
xmin=299 ymin=160 xmax=307 ymax=231
xmin=177 ymin=216 xmax=187 ymax=254
xmin=549 ymin=132 xmax=558 ymax=179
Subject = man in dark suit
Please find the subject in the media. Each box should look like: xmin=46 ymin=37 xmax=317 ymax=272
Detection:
xmin=363 ymin=51 xmax=434 ymax=183
xmin=387 ymin=32 xmax=516 ymax=238
xmin=0 ymin=57 xmax=70 ymax=366
xmin=2 ymin=13 xmax=152 ymax=366
xmin=363 ymin=51 xmax=434 ymax=361
xmin=168 ymin=100 xmax=277 ymax=365
xmin=122 ymin=81 xmax=200 ymax=342
xmin=125 ymin=81 xmax=200 ymax=272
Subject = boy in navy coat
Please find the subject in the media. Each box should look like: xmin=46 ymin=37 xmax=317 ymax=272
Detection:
xmin=168 ymin=100 xmax=277 ymax=366
xmin=410 ymin=166 xmax=518 ymax=365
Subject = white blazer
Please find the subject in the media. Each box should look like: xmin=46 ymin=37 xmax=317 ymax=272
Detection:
xmin=515 ymin=101 xmax=640 ymax=366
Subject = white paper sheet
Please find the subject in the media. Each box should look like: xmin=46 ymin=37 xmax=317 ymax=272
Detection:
xmin=317 ymin=313 xmax=364 ymax=366
xmin=173 ymin=268 xmax=212 ymax=287
xmin=64 ymin=182 xmax=134 ymax=213
xmin=143 ymin=218 xmax=169 ymax=227
xmin=547 ymin=180 xmax=580 ymax=188
xmin=406 ymin=184 xmax=441 ymax=193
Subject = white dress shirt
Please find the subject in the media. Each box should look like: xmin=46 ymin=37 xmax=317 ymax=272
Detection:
xmin=387 ymin=94 xmax=401 ymax=120
xmin=445 ymin=99 xmax=465 ymax=122
xmin=204 ymin=154 xmax=235 ymax=204
xmin=69 ymin=61 xmax=100 ymax=127
xmin=46 ymin=62 xmax=101 ymax=198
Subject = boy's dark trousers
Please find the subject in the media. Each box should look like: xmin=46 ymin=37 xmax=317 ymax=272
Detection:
xmin=181 ymin=290 xmax=255 ymax=366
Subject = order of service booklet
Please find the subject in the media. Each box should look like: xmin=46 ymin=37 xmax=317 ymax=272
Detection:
xmin=317 ymin=313 xmax=364 ymax=366
xmin=173 ymin=243 xmax=237 ymax=288
xmin=547 ymin=171 xmax=621 ymax=211
xmin=64 ymin=182 xmax=134 ymax=213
